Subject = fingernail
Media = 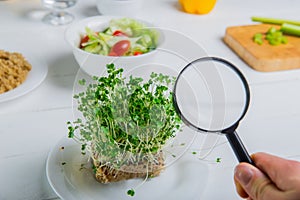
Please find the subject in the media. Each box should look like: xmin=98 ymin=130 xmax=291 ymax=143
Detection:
xmin=235 ymin=165 xmax=253 ymax=185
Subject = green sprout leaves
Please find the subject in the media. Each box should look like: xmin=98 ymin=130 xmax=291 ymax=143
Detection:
xmin=68 ymin=63 xmax=182 ymax=169
xmin=127 ymin=189 xmax=135 ymax=197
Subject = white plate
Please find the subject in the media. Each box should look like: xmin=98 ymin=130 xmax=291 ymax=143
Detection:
xmin=46 ymin=137 xmax=210 ymax=200
xmin=0 ymin=54 xmax=48 ymax=103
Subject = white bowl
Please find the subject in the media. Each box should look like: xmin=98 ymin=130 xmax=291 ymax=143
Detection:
xmin=96 ymin=0 xmax=142 ymax=17
xmin=65 ymin=16 xmax=163 ymax=76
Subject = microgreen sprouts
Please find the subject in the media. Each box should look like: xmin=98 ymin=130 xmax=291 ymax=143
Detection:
xmin=127 ymin=189 xmax=135 ymax=197
xmin=68 ymin=63 xmax=182 ymax=173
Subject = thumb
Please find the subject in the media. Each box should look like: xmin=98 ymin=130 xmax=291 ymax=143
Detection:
xmin=234 ymin=163 xmax=284 ymax=200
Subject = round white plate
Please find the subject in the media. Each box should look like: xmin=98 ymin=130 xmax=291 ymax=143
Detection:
xmin=0 ymin=54 xmax=48 ymax=103
xmin=46 ymin=137 xmax=210 ymax=200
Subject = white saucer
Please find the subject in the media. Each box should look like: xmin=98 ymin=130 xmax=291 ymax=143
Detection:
xmin=46 ymin=137 xmax=210 ymax=200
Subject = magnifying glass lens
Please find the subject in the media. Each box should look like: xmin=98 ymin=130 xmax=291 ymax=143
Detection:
xmin=174 ymin=57 xmax=249 ymax=132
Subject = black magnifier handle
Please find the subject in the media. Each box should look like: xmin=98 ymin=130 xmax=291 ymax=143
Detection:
xmin=225 ymin=131 xmax=255 ymax=165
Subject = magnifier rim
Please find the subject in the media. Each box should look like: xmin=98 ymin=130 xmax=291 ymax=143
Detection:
xmin=173 ymin=56 xmax=251 ymax=133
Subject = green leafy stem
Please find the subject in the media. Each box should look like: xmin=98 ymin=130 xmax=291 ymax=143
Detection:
xmin=68 ymin=63 xmax=182 ymax=169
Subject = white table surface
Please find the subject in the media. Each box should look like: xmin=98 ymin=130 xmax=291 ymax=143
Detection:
xmin=1 ymin=0 xmax=300 ymax=199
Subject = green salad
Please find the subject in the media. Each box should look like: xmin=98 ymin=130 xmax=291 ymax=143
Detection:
xmin=79 ymin=18 xmax=159 ymax=56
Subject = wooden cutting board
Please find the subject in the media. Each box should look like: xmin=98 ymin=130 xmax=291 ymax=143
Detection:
xmin=223 ymin=24 xmax=300 ymax=72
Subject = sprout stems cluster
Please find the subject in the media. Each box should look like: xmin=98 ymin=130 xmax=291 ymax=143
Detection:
xmin=68 ymin=63 xmax=182 ymax=172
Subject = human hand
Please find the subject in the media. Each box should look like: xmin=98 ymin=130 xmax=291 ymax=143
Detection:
xmin=234 ymin=152 xmax=300 ymax=200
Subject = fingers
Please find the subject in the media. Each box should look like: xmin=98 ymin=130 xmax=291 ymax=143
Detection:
xmin=234 ymin=162 xmax=285 ymax=200
xmin=234 ymin=153 xmax=300 ymax=200
xmin=234 ymin=176 xmax=249 ymax=198
xmin=252 ymin=152 xmax=300 ymax=191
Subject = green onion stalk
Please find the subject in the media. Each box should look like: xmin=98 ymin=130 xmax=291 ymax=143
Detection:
xmin=252 ymin=16 xmax=300 ymax=37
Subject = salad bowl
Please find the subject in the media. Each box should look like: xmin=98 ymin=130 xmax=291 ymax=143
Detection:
xmin=65 ymin=16 xmax=164 ymax=76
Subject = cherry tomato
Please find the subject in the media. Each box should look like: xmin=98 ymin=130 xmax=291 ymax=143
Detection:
xmin=79 ymin=35 xmax=89 ymax=48
xmin=112 ymin=30 xmax=128 ymax=37
xmin=133 ymin=51 xmax=143 ymax=56
xmin=109 ymin=40 xmax=130 ymax=56
xmin=108 ymin=51 xmax=118 ymax=56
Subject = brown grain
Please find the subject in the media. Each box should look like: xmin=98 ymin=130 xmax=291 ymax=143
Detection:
xmin=0 ymin=50 xmax=32 ymax=94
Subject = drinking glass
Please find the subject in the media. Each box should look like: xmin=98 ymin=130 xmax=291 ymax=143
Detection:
xmin=41 ymin=0 xmax=77 ymax=25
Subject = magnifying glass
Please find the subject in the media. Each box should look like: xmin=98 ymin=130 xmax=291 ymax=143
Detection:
xmin=173 ymin=56 xmax=254 ymax=165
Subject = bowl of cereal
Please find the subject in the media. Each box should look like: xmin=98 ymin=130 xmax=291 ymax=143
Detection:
xmin=65 ymin=16 xmax=164 ymax=76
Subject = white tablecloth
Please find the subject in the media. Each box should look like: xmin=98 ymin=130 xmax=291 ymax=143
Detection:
xmin=1 ymin=0 xmax=300 ymax=199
